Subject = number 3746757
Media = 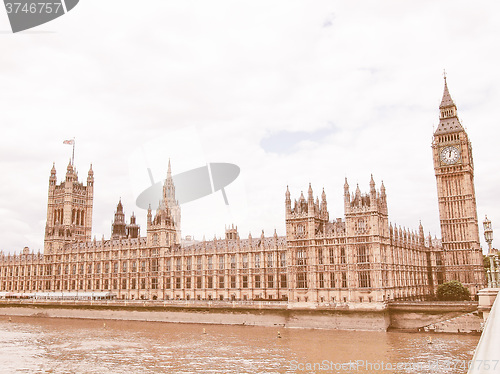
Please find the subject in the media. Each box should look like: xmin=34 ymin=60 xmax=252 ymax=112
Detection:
xmin=5 ymin=3 xmax=63 ymax=14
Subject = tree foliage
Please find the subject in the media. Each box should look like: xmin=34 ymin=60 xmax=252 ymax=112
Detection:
xmin=436 ymin=280 xmax=471 ymax=301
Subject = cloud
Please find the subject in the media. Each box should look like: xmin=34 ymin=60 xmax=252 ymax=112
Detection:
xmin=260 ymin=125 xmax=338 ymax=154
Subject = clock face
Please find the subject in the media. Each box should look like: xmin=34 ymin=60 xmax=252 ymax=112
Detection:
xmin=440 ymin=146 xmax=460 ymax=165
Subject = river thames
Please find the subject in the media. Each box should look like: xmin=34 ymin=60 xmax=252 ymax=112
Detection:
xmin=0 ymin=316 xmax=479 ymax=373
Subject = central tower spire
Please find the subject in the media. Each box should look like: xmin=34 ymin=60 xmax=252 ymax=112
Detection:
xmin=162 ymin=159 xmax=181 ymax=244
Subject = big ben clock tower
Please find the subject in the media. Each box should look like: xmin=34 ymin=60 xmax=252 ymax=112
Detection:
xmin=432 ymin=76 xmax=486 ymax=295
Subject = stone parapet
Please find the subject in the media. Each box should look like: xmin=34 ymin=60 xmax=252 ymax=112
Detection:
xmin=477 ymin=288 xmax=499 ymax=321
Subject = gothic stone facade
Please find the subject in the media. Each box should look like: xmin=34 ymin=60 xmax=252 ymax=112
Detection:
xmin=284 ymin=179 xmax=442 ymax=304
xmin=0 ymin=176 xmax=442 ymax=303
xmin=0 ymin=80 xmax=486 ymax=302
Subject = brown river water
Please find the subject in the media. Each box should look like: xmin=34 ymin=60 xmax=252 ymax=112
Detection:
xmin=0 ymin=316 xmax=479 ymax=373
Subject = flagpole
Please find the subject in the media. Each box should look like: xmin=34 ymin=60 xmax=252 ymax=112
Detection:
xmin=63 ymin=139 xmax=76 ymax=165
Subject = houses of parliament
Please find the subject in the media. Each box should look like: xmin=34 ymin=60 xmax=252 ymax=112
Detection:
xmin=0 ymin=79 xmax=486 ymax=303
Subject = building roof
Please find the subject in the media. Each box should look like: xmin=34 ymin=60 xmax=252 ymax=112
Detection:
xmin=434 ymin=118 xmax=464 ymax=135
xmin=439 ymin=77 xmax=455 ymax=109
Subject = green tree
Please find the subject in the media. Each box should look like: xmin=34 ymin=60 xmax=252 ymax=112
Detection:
xmin=436 ymin=280 xmax=471 ymax=301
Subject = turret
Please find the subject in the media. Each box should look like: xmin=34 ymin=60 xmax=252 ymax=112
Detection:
xmin=49 ymin=163 xmax=57 ymax=186
xmin=307 ymin=183 xmax=315 ymax=215
xmin=369 ymin=174 xmax=376 ymax=207
xmin=285 ymin=185 xmax=291 ymax=215
xmin=350 ymin=183 xmax=362 ymax=208
xmin=307 ymin=183 xmax=314 ymax=202
xmin=355 ymin=184 xmax=361 ymax=199
xmin=380 ymin=180 xmax=387 ymax=213
xmin=111 ymin=199 xmax=126 ymax=239
xmin=66 ymin=160 xmax=74 ymax=182
xmin=419 ymin=221 xmax=425 ymax=245
xmin=299 ymin=191 xmax=305 ymax=213
xmin=320 ymin=188 xmax=328 ymax=220
xmin=87 ymin=164 xmax=94 ymax=186
xmin=147 ymin=204 xmax=152 ymax=225
xmin=225 ymin=224 xmax=239 ymax=240
xmin=127 ymin=213 xmax=140 ymax=239
xmin=344 ymin=178 xmax=350 ymax=211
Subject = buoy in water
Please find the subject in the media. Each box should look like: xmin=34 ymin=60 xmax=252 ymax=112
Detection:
xmin=277 ymin=331 xmax=281 ymax=339
xmin=427 ymin=337 xmax=433 ymax=344
xmin=203 ymin=328 xmax=207 ymax=334
xmin=8 ymin=317 xmax=12 ymax=322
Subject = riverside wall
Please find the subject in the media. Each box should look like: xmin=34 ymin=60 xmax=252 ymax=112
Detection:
xmin=0 ymin=300 xmax=480 ymax=332
xmin=387 ymin=301 xmax=480 ymax=332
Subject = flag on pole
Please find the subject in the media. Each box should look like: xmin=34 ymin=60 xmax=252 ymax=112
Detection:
xmin=63 ymin=138 xmax=76 ymax=165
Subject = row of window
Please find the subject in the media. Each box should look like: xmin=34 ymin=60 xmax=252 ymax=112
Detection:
xmin=170 ymin=253 xmax=287 ymax=270
xmin=300 ymin=246 xmax=427 ymax=266
xmin=9 ymin=269 xmax=430 ymax=290
xmin=2 ymin=269 xmax=439 ymax=292
xmin=0 ymin=258 xmax=430 ymax=281
xmin=296 ymin=271 xmax=370 ymax=288
xmin=296 ymin=248 xmax=347 ymax=265
xmin=3 ymin=274 xmax=288 ymax=292
xmin=166 ymin=275 xmax=287 ymax=289
xmin=0 ymin=260 xmax=159 ymax=276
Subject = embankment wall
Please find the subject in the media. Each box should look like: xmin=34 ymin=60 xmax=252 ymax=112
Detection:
xmin=0 ymin=301 xmax=480 ymax=332
xmin=0 ymin=302 xmax=390 ymax=331
xmin=388 ymin=301 xmax=479 ymax=332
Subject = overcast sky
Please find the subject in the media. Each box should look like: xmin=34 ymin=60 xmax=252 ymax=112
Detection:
xmin=1 ymin=1 xmax=499 ymax=254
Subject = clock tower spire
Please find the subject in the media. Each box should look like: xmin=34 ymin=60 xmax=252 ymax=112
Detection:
xmin=431 ymin=76 xmax=486 ymax=295
xmin=435 ymin=75 xmax=463 ymax=132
